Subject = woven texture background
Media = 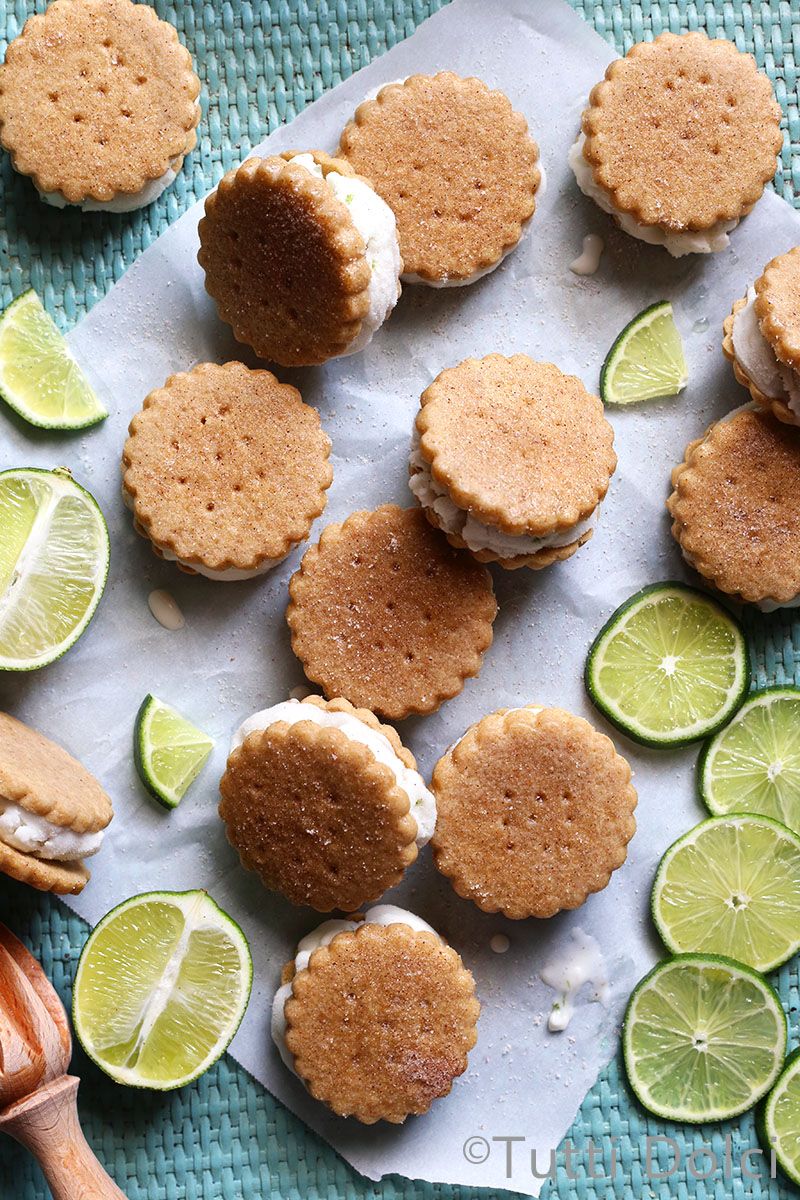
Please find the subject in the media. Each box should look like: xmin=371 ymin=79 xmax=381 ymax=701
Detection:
xmin=0 ymin=1 xmax=798 ymax=1197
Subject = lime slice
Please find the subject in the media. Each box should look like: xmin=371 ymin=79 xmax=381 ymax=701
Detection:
xmin=651 ymin=815 xmax=800 ymax=972
xmin=0 ymin=467 xmax=109 ymax=671
xmin=699 ymin=687 xmax=800 ymax=836
xmin=761 ymin=1049 xmax=800 ymax=1188
xmin=585 ymin=582 xmax=750 ymax=747
xmin=73 ymin=890 xmax=252 ymax=1090
xmin=623 ymin=954 xmax=786 ymax=1123
xmin=0 ymin=290 xmax=106 ymax=430
xmin=600 ymin=301 xmax=688 ymax=405
xmin=134 ymin=695 xmax=214 ymax=810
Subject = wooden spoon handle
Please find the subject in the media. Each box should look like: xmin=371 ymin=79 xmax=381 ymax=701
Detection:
xmin=0 ymin=1075 xmax=127 ymax=1199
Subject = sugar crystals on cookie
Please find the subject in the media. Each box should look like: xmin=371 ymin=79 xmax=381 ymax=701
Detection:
xmin=219 ymin=697 xmax=435 ymax=912
xmin=431 ymin=705 xmax=637 ymax=919
xmin=668 ymin=406 xmax=800 ymax=610
xmin=409 ymin=355 xmax=616 ymax=569
xmin=272 ymin=905 xmax=479 ymax=1123
xmin=0 ymin=0 xmax=200 ymax=212
xmin=571 ymin=32 xmax=781 ymax=256
xmin=286 ymin=505 xmax=497 ymax=719
xmin=339 ymin=72 xmax=541 ymax=286
xmin=198 ymin=150 xmax=402 ymax=366
xmin=122 ymin=362 xmax=332 ymax=580
xmin=0 ymin=712 xmax=113 ymax=895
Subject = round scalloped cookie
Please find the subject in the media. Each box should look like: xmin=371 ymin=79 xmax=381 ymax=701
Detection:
xmin=339 ymin=72 xmax=540 ymax=285
xmin=581 ymin=31 xmax=781 ymax=233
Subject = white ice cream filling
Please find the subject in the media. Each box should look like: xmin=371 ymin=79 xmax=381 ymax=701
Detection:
xmin=0 ymin=800 xmax=104 ymax=862
xmin=271 ymin=904 xmax=437 ymax=1073
xmin=38 ymin=163 xmax=180 ymax=214
xmin=409 ymin=443 xmax=597 ymax=559
xmin=731 ymin=286 xmax=800 ymax=419
xmin=568 ymin=133 xmax=738 ymax=258
xmin=121 ymin=482 xmax=284 ymax=580
xmin=286 ymin=153 xmax=401 ymax=355
xmin=231 ymin=699 xmax=436 ymax=844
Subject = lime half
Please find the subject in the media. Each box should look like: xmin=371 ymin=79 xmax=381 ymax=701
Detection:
xmin=73 ymin=890 xmax=252 ymax=1090
xmin=652 ymin=815 xmax=800 ymax=972
xmin=623 ymin=954 xmax=786 ymax=1123
xmin=134 ymin=695 xmax=214 ymax=810
xmin=0 ymin=467 xmax=109 ymax=671
xmin=0 ymin=290 xmax=106 ymax=430
xmin=600 ymin=301 xmax=688 ymax=406
xmin=585 ymin=583 xmax=750 ymax=747
xmin=699 ymin=687 xmax=800 ymax=836
xmin=761 ymin=1049 xmax=800 ymax=1189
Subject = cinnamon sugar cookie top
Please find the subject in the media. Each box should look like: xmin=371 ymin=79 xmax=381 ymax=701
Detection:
xmin=198 ymin=150 xmax=399 ymax=367
xmin=0 ymin=0 xmax=200 ymax=204
xmin=219 ymin=697 xmax=423 ymax=912
xmin=582 ymin=32 xmax=781 ymax=231
xmin=417 ymin=355 xmax=616 ymax=535
xmin=755 ymin=247 xmax=800 ymax=371
xmin=122 ymin=362 xmax=332 ymax=575
xmin=0 ymin=712 xmax=112 ymax=834
xmin=668 ymin=408 xmax=800 ymax=606
xmin=0 ymin=711 xmax=113 ymax=896
xmin=286 ymin=505 xmax=497 ymax=720
xmin=339 ymin=72 xmax=540 ymax=284
xmin=431 ymin=706 xmax=637 ymax=920
xmin=284 ymin=920 xmax=479 ymax=1123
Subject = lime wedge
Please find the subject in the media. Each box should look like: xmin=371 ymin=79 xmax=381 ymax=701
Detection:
xmin=623 ymin=954 xmax=786 ymax=1123
xmin=73 ymin=890 xmax=252 ymax=1090
xmin=585 ymin=583 xmax=750 ymax=747
xmin=699 ymin=687 xmax=800 ymax=836
xmin=134 ymin=695 xmax=214 ymax=810
xmin=0 ymin=467 xmax=109 ymax=671
xmin=761 ymin=1049 xmax=800 ymax=1188
xmin=0 ymin=290 xmax=106 ymax=430
xmin=600 ymin=300 xmax=688 ymax=405
xmin=651 ymin=815 xmax=800 ymax=972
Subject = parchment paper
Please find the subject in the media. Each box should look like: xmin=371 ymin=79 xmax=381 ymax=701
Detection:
xmin=3 ymin=0 xmax=799 ymax=1193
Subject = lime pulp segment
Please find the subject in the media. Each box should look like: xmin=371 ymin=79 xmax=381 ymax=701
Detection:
xmin=623 ymin=954 xmax=786 ymax=1123
xmin=73 ymin=890 xmax=252 ymax=1090
xmin=651 ymin=815 xmax=800 ymax=972
xmin=762 ymin=1050 xmax=800 ymax=1188
xmin=700 ymin=687 xmax=800 ymax=836
xmin=0 ymin=468 xmax=109 ymax=671
xmin=600 ymin=301 xmax=688 ymax=406
xmin=0 ymin=290 xmax=106 ymax=429
xmin=585 ymin=583 xmax=749 ymax=746
xmin=135 ymin=695 xmax=214 ymax=809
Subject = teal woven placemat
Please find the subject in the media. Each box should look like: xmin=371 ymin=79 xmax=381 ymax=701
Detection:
xmin=1 ymin=2 xmax=798 ymax=1197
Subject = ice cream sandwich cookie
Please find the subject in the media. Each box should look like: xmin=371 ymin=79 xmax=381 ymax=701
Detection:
xmin=409 ymin=355 xmax=616 ymax=569
xmin=668 ymin=406 xmax=800 ymax=610
xmin=431 ymin=706 xmax=637 ymax=919
xmin=723 ymin=247 xmax=800 ymax=426
xmin=339 ymin=73 xmax=540 ymax=286
xmin=219 ymin=697 xmax=436 ymax=912
xmin=272 ymin=904 xmax=479 ymax=1122
xmin=570 ymin=32 xmax=781 ymax=257
xmin=286 ymin=505 xmax=497 ymax=720
xmin=122 ymin=362 xmax=332 ymax=580
xmin=0 ymin=712 xmax=112 ymax=895
xmin=198 ymin=150 xmax=402 ymax=366
xmin=0 ymin=0 xmax=200 ymax=212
